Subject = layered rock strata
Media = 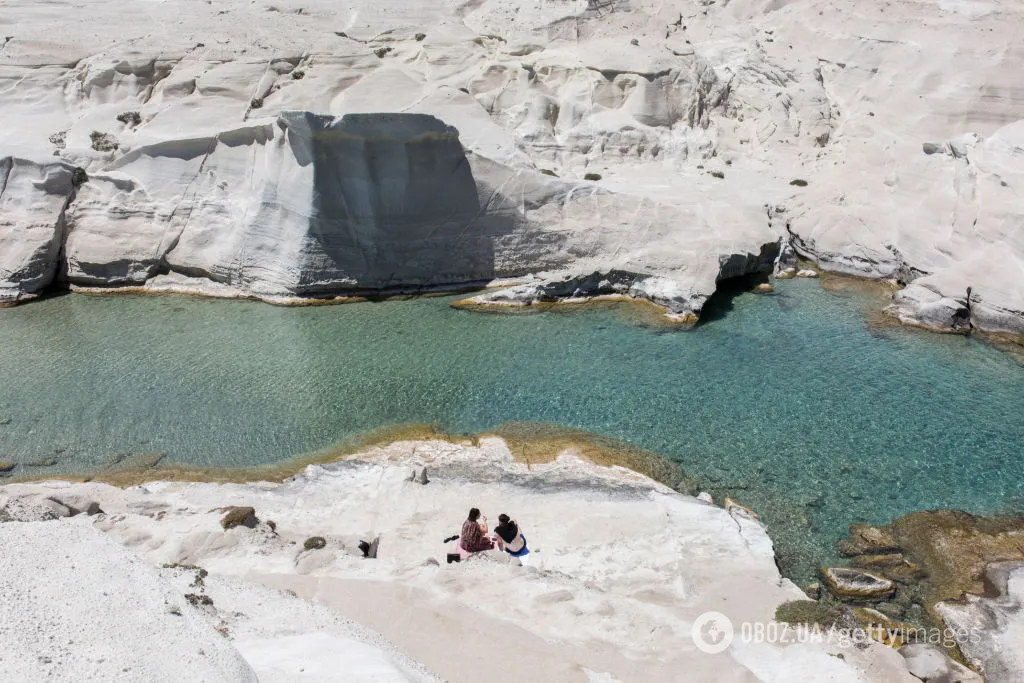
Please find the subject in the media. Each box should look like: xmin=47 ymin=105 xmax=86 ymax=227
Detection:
xmin=0 ymin=0 xmax=1020 ymax=334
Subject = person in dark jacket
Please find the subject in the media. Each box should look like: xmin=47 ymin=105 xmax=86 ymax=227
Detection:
xmin=493 ymin=513 xmax=528 ymax=557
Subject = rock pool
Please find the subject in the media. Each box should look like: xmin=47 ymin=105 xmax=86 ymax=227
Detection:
xmin=1 ymin=278 xmax=1021 ymax=581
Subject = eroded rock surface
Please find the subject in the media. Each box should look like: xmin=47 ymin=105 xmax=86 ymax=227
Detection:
xmin=836 ymin=511 xmax=1024 ymax=679
xmin=936 ymin=562 xmax=1024 ymax=683
xmin=821 ymin=566 xmax=897 ymax=600
xmin=0 ymin=0 xmax=1020 ymax=332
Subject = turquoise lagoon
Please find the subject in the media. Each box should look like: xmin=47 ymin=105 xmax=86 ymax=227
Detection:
xmin=1 ymin=279 xmax=1022 ymax=579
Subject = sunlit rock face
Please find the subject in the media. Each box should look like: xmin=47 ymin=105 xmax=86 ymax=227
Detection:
xmin=1 ymin=0 xmax=1022 ymax=332
xmin=60 ymin=113 xmax=493 ymax=296
xmin=0 ymin=158 xmax=78 ymax=305
xmin=156 ymin=112 xmax=505 ymax=296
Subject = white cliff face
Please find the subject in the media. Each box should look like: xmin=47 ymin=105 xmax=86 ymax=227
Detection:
xmin=0 ymin=0 xmax=1022 ymax=333
xmin=0 ymin=159 xmax=79 ymax=304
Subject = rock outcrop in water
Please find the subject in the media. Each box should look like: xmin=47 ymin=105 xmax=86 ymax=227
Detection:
xmin=834 ymin=510 xmax=1024 ymax=679
xmin=1 ymin=0 xmax=1022 ymax=334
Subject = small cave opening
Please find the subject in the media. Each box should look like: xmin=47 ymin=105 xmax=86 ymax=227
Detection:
xmin=697 ymin=272 xmax=771 ymax=325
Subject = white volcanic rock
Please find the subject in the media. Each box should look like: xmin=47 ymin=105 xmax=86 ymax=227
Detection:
xmin=0 ymin=0 xmax=1022 ymax=333
xmin=897 ymin=644 xmax=983 ymax=683
xmin=0 ymin=521 xmax=258 ymax=681
xmin=936 ymin=561 xmax=1024 ymax=683
xmin=0 ymin=438 xmax=919 ymax=682
xmin=0 ymin=158 xmax=80 ymax=304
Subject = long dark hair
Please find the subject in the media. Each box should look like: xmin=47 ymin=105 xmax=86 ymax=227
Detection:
xmin=468 ymin=507 xmax=480 ymax=522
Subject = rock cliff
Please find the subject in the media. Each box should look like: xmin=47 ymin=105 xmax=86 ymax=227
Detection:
xmin=1 ymin=0 xmax=1021 ymax=333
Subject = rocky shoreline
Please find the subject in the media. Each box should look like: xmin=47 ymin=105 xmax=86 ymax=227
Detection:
xmin=776 ymin=511 xmax=1024 ymax=681
xmin=3 ymin=430 xmax=1022 ymax=680
xmin=1 ymin=436 xmax=920 ymax=681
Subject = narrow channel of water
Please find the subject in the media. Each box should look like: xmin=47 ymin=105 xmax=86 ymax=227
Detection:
xmin=1 ymin=278 xmax=1021 ymax=581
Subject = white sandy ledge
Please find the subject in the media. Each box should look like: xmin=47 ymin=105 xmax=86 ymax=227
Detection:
xmin=0 ymin=437 xmax=919 ymax=682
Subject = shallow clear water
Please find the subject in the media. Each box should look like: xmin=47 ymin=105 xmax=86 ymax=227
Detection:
xmin=1 ymin=280 xmax=1022 ymax=580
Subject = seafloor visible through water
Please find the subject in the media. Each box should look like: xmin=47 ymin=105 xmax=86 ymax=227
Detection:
xmin=1 ymin=278 xmax=1021 ymax=582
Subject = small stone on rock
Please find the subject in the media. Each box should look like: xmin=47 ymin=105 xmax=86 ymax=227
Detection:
xmin=220 ymin=506 xmax=258 ymax=530
xmin=303 ymin=536 xmax=327 ymax=550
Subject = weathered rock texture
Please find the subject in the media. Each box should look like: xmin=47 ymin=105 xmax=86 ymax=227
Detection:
xmin=0 ymin=0 xmax=1022 ymax=332
xmin=936 ymin=562 xmax=1024 ymax=682
xmin=837 ymin=511 xmax=1024 ymax=679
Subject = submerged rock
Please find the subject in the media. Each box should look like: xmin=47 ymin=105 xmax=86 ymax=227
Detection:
xmin=835 ymin=509 xmax=1024 ymax=676
xmin=118 ymin=452 xmax=166 ymax=469
xmin=851 ymin=607 xmax=919 ymax=648
xmin=850 ymin=553 xmax=927 ymax=583
xmin=820 ymin=567 xmax=896 ymax=600
xmin=838 ymin=524 xmax=901 ymax=557
xmin=774 ymin=600 xmax=848 ymax=630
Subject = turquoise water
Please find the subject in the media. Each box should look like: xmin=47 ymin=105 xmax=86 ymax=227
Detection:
xmin=1 ymin=280 xmax=1022 ymax=580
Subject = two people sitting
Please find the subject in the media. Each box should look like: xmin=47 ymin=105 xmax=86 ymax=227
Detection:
xmin=456 ymin=507 xmax=529 ymax=559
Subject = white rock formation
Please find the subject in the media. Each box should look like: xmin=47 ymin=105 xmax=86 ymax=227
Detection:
xmin=897 ymin=644 xmax=983 ymax=683
xmin=0 ymin=520 xmax=259 ymax=681
xmin=1 ymin=0 xmax=1022 ymax=333
xmin=936 ymin=561 xmax=1024 ymax=683
xmin=0 ymin=437 xmax=919 ymax=682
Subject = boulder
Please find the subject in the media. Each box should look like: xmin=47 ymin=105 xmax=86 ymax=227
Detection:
xmin=796 ymin=269 xmax=819 ymax=278
xmin=407 ymin=467 xmax=430 ymax=485
xmin=888 ymin=283 xmax=971 ymax=334
xmin=49 ymin=494 xmax=102 ymax=516
xmin=821 ymin=567 xmax=896 ymax=600
xmin=220 ymin=506 xmax=258 ymax=530
xmin=303 ymin=536 xmax=327 ymax=551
